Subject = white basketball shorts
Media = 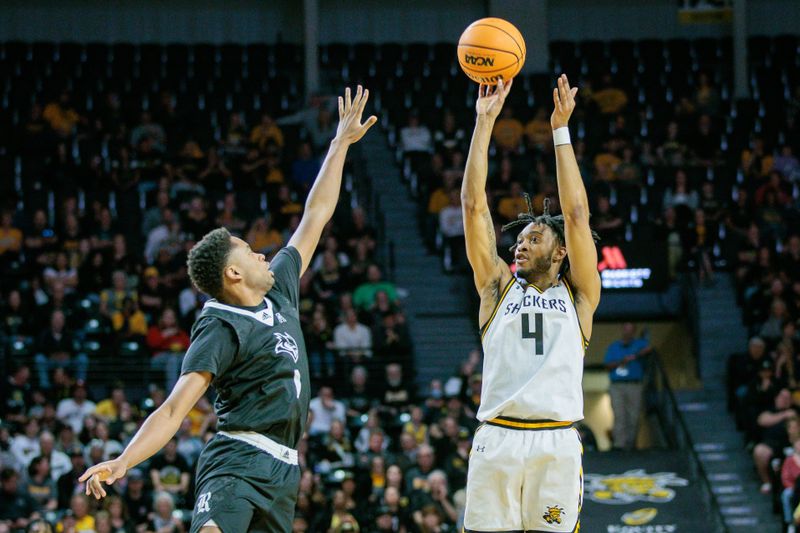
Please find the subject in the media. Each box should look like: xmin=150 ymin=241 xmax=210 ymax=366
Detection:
xmin=463 ymin=417 xmax=583 ymax=532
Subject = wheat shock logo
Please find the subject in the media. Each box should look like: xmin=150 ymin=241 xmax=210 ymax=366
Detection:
xmin=543 ymin=505 xmax=565 ymax=525
xmin=584 ymin=470 xmax=688 ymax=505
xmin=464 ymin=53 xmax=496 ymax=67
xmin=621 ymin=507 xmax=659 ymax=526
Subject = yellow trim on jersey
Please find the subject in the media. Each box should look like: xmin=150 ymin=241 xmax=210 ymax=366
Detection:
xmin=527 ymin=282 xmax=544 ymax=293
xmin=562 ymin=278 xmax=590 ymax=349
xmin=479 ymin=277 xmax=515 ymax=340
xmin=488 ymin=418 xmax=573 ymax=430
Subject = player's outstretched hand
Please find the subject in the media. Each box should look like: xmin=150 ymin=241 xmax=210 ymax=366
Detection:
xmin=476 ymin=78 xmax=513 ymax=119
xmin=551 ymin=74 xmax=579 ymax=129
xmin=79 ymin=458 xmax=128 ymax=499
xmin=335 ymin=85 xmax=378 ymax=145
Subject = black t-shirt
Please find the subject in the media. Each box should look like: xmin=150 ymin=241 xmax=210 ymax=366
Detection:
xmin=0 ymin=488 xmax=37 ymax=521
xmin=149 ymin=452 xmax=191 ymax=487
xmin=181 ymin=246 xmax=310 ymax=448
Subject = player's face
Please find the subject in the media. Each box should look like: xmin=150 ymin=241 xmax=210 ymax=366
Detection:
xmin=229 ymin=237 xmax=276 ymax=293
xmin=514 ymin=223 xmax=564 ymax=277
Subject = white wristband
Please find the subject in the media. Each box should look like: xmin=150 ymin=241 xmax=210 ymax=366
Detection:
xmin=553 ymin=127 xmax=571 ymax=146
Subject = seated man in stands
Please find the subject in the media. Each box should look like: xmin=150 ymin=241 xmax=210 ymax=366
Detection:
xmin=753 ymin=389 xmax=798 ymax=494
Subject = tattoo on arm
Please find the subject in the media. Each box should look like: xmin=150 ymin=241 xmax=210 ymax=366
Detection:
xmin=483 ymin=211 xmax=499 ymax=265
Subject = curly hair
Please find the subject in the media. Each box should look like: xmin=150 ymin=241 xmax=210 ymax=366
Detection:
xmin=502 ymin=194 xmax=599 ymax=275
xmin=187 ymin=228 xmax=233 ymax=299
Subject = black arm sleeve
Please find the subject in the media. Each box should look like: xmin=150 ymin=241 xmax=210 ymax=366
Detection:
xmin=269 ymin=246 xmax=302 ymax=307
xmin=180 ymin=317 xmax=238 ymax=378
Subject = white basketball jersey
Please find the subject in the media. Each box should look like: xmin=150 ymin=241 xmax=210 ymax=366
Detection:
xmin=477 ymin=277 xmax=588 ymax=422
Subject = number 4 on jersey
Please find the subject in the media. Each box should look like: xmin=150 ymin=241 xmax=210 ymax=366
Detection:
xmin=521 ymin=312 xmax=544 ymax=355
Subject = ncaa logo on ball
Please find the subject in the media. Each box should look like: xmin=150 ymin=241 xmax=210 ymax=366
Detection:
xmin=464 ymin=53 xmax=495 ymax=67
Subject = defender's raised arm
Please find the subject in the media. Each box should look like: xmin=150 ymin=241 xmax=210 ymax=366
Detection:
xmin=289 ymin=85 xmax=377 ymax=276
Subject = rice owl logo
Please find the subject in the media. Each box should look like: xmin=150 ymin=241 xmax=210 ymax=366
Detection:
xmin=274 ymin=332 xmax=299 ymax=363
xmin=542 ymin=505 xmax=564 ymax=525
xmin=584 ymin=470 xmax=688 ymax=505
xmin=196 ymin=492 xmax=211 ymax=513
xmin=464 ymin=54 xmax=495 ymax=67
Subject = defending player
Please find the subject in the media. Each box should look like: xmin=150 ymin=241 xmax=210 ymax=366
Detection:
xmin=461 ymin=75 xmax=600 ymax=532
xmin=79 ymin=86 xmax=377 ymax=533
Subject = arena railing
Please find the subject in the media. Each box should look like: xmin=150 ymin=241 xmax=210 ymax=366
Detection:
xmin=645 ymin=350 xmax=729 ymax=533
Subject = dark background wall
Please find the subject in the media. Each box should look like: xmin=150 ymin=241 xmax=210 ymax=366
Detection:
xmin=0 ymin=0 xmax=797 ymax=44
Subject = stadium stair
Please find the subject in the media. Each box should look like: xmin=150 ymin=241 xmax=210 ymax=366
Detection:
xmin=676 ymin=275 xmax=782 ymax=532
xmin=361 ymin=130 xmax=478 ymax=388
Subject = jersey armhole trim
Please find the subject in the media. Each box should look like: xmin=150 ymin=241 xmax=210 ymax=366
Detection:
xmin=563 ymin=278 xmax=590 ymax=350
xmin=479 ymin=277 xmax=516 ymax=340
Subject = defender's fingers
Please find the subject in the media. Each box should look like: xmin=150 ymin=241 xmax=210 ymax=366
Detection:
xmin=345 ymin=87 xmax=351 ymax=112
xmin=338 ymin=96 xmax=344 ymax=119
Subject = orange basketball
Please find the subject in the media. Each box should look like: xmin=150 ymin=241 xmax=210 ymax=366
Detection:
xmin=457 ymin=17 xmax=526 ymax=85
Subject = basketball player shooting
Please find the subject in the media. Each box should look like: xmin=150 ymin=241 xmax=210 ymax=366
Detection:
xmin=461 ymin=74 xmax=600 ymax=532
xmin=78 ymin=86 xmax=377 ymax=533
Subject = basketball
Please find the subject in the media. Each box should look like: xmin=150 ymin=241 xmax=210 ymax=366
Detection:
xmin=457 ymin=17 xmax=526 ymax=85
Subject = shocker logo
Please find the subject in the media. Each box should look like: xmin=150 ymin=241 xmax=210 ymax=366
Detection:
xmin=543 ymin=505 xmax=564 ymax=525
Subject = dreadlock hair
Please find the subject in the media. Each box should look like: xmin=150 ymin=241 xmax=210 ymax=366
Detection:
xmin=501 ymin=194 xmax=600 ymax=275
xmin=187 ymin=227 xmax=233 ymax=300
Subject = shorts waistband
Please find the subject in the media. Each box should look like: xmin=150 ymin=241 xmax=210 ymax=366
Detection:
xmin=486 ymin=416 xmax=575 ymax=430
xmin=217 ymin=430 xmax=298 ymax=465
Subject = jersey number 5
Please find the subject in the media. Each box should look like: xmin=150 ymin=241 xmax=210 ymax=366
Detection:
xmin=521 ymin=312 xmax=544 ymax=355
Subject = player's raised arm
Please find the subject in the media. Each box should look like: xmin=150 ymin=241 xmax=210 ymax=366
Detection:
xmin=462 ymin=80 xmax=513 ymax=323
xmin=551 ymin=74 xmax=601 ymax=331
xmin=79 ymin=371 xmax=212 ymax=499
xmin=288 ymin=85 xmax=378 ymax=276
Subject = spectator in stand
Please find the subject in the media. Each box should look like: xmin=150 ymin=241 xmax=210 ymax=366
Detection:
xmin=37 ymin=431 xmax=71 ymax=480
xmin=148 ymin=438 xmax=191 ymax=507
xmin=34 ymin=310 xmax=87 ymax=389
xmin=753 ymin=389 xmax=797 ymax=494
xmin=438 ymin=190 xmax=465 ymax=273
xmin=400 ymin=113 xmax=433 ymax=161
xmin=111 ymin=297 xmax=148 ymax=341
xmin=604 ymin=323 xmax=652 ymax=451
xmin=0 ymin=210 xmax=24 ymax=268
xmin=0 ymin=467 xmax=37 ymax=531
xmin=592 ymin=195 xmax=624 ymax=243
xmin=491 ymin=107 xmax=523 ymax=153
xmin=774 ymin=145 xmax=799 ymax=181
xmin=334 ymin=309 xmax=372 ymax=363
xmin=145 ymin=492 xmax=185 ymax=533
xmin=524 ymin=108 xmax=552 ymax=153
xmin=380 ymin=364 xmax=414 ymax=416
xmin=591 ymin=74 xmax=628 ymax=115
xmin=43 ymin=91 xmax=82 ymax=138
xmin=147 ymin=308 xmax=191 ymax=390
xmin=123 ymin=469 xmax=151 ymax=527
xmin=56 ymin=383 xmax=96 ymax=434
xmin=25 ymin=456 xmax=58 ymax=513
xmin=309 ymin=386 xmax=347 ymax=438
xmin=250 ymin=113 xmax=285 ymax=151
xmin=246 ymin=216 xmax=285 ymax=257
xmin=307 ymin=309 xmax=337 ymax=380
xmin=782 ymin=438 xmax=800 ymax=526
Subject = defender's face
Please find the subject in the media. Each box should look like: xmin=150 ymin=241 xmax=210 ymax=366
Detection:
xmin=228 ymin=237 xmax=275 ymax=293
xmin=514 ymin=223 xmax=562 ymax=277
